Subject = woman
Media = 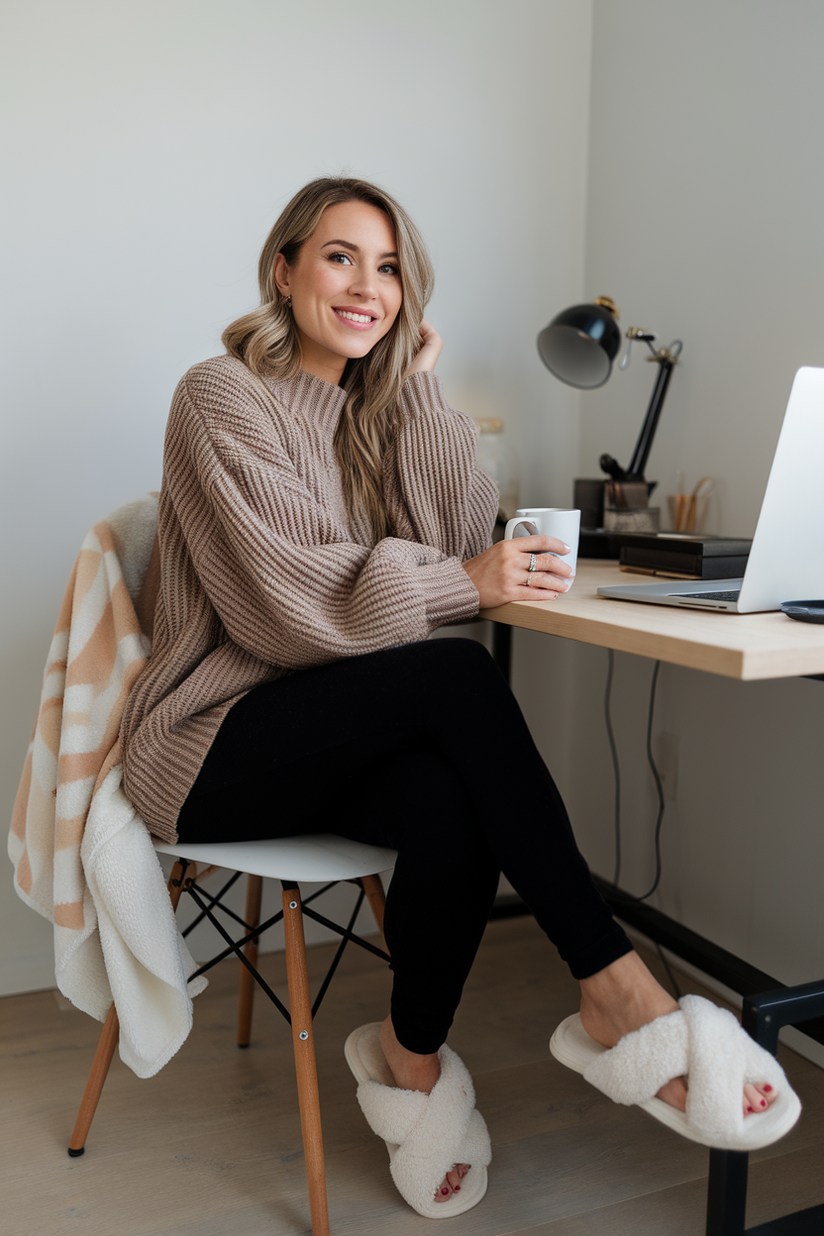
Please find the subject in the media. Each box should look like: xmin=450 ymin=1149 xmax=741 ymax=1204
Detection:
xmin=120 ymin=177 xmax=792 ymax=1218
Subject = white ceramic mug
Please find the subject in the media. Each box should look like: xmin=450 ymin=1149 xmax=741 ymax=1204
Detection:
xmin=503 ymin=507 xmax=581 ymax=577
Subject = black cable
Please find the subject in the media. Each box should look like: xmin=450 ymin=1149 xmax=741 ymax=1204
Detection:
xmin=603 ymin=656 xmax=679 ymax=997
xmin=636 ymin=659 xmax=666 ymax=900
xmin=605 ymin=658 xmax=667 ymax=904
xmin=604 ymin=648 xmax=622 ymax=887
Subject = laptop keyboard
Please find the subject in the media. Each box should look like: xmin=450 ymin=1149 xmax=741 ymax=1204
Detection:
xmin=674 ymin=589 xmax=741 ymax=601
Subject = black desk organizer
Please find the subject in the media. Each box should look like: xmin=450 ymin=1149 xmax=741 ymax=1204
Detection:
xmin=490 ymin=622 xmax=824 ymax=1236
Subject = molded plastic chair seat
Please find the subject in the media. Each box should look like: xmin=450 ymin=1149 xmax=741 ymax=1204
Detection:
xmin=154 ymin=834 xmax=396 ymax=883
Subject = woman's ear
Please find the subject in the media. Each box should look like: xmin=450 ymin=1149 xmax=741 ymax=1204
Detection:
xmin=273 ymin=252 xmax=290 ymax=298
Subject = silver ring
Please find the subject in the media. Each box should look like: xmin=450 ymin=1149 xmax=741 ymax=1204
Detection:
xmin=528 ymin=552 xmax=537 ymax=572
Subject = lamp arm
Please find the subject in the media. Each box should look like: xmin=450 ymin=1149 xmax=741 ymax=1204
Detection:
xmin=625 ymin=354 xmax=675 ymax=481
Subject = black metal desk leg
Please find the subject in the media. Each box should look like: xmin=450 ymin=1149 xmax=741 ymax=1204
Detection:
xmin=707 ymin=1149 xmax=748 ymax=1236
xmin=705 ymin=979 xmax=824 ymax=1235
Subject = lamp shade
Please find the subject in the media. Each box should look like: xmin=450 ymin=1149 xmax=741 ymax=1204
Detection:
xmin=537 ymin=300 xmax=622 ymax=389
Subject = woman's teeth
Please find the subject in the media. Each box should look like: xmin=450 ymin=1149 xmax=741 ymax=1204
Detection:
xmin=336 ymin=310 xmax=373 ymax=323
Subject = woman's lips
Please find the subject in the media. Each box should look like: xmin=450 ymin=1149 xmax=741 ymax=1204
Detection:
xmin=333 ymin=308 xmax=377 ymax=331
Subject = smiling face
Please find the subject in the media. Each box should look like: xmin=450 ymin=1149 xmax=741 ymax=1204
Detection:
xmin=273 ymin=200 xmax=404 ymax=384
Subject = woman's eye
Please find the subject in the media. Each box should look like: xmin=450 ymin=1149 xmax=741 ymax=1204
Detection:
xmin=379 ymin=263 xmax=399 ymax=276
xmin=328 ymin=252 xmax=352 ymax=265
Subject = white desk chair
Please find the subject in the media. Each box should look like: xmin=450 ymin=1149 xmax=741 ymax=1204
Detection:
xmin=68 ymin=833 xmax=396 ymax=1236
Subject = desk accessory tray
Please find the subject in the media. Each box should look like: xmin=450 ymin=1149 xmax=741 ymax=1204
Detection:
xmin=780 ymin=600 xmax=824 ymax=624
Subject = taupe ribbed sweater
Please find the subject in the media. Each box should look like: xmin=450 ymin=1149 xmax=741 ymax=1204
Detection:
xmin=120 ymin=356 xmax=498 ymax=841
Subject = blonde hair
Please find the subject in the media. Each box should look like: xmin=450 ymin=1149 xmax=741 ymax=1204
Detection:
xmin=222 ymin=177 xmax=434 ymax=541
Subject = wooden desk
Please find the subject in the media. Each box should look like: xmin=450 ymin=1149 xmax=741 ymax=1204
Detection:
xmin=482 ymin=558 xmax=824 ymax=994
xmin=481 ymin=560 xmax=824 ymax=681
xmin=483 ymin=560 xmax=824 ymax=1236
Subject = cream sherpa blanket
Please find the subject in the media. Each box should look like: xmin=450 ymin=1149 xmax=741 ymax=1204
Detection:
xmin=9 ymin=494 xmax=206 ymax=1079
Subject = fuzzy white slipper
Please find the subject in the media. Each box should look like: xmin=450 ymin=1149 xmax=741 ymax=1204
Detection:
xmin=344 ymin=1022 xmax=491 ymax=1218
xmin=549 ymin=995 xmax=801 ymax=1151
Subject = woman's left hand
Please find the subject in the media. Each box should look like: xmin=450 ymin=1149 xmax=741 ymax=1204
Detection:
xmin=405 ymin=319 xmax=443 ymax=377
xmin=461 ymin=535 xmax=574 ymax=609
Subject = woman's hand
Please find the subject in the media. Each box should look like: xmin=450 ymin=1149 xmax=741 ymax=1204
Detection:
xmin=461 ymin=535 xmax=575 ymax=609
xmin=405 ymin=319 xmax=443 ymax=377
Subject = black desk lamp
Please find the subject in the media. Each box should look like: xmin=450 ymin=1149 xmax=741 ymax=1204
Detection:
xmin=537 ymin=296 xmax=683 ymax=485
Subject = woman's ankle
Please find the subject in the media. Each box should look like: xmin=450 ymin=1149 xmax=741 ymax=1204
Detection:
xmin=579 ymin=951 xmax=679 ymax=1048
xmin=380 ymin=1015 xmax=441 ymax=1092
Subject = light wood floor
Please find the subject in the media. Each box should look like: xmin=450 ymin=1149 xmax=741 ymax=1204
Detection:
xmin=3 ymin=912 xmax=824 ymax=1236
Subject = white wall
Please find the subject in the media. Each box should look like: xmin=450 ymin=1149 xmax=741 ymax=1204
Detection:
xmin=515 ymin=0 xmax=824 ymax=1064
xmin=1 ymin=1 xmax=593 ymax=994
xmin=581 ymin=0 xmax=824 ymax=535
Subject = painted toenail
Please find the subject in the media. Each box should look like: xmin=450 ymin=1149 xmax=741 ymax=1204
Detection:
xmin=763 ymin=1085 xmax=773 ymax=1092
xmin=760 ymin=1099 xmax=767 ymax=1107
xmin=454 ymin=1185 xmax=461 ymax=1192
xmin=747 ymin=1105 xmax=754 ymax=1112
xmin=441 ymin=1188 xmax=449 ymax=1196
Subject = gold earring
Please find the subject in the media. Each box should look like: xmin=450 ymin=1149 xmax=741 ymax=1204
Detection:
xmin=284 ymin=294 xmax=292 ymax=308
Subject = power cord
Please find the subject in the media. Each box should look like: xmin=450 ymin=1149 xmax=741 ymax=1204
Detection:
xmin=637 ymin=659 xmax=666 ymax=902
xmin=603 ymin=651 xmax=681 ymax=998
xmin=604 ymin=649 xmax=622 ymax=888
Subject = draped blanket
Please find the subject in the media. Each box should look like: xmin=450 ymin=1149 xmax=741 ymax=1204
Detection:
xmin=8 ymin=494 xmax=206 ymax=1079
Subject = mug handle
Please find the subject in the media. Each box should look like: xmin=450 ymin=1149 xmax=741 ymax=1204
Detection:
xmin=504 ymin=518 xmax=538 ymax=540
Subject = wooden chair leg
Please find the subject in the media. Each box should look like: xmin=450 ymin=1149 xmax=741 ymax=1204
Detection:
xmin=237 ymin=873 xmax=263 ymax=1047
xmin=283 ymin=886 xmax=330 ymax=1236
xmin=360 ymin=872 xmax=388 ymax=952
xmin=67 ymin=859 xmax=189 ymax=1156
xmin=68 ymin=1002 xmax=120 ymax=1156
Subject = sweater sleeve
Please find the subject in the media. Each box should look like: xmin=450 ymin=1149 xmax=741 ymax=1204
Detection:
xmin=388 ymin=372 xmax=499 ymax=560
xmin=163 ymin=371 xmax=481 ymax=670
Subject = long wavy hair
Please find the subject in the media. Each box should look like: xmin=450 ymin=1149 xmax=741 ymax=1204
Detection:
xmin=222 ymin=177 xmax=435 ymax=541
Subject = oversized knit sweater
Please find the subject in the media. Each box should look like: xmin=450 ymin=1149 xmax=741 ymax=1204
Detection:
xmin=120 ymin=355 xmax=498 ymax=841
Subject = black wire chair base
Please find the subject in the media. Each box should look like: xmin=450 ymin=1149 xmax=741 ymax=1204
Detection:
xmin=172 ymin=858 xmax=390 ymax=1027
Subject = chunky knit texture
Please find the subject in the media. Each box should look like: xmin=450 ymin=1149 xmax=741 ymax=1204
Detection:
xmin=120 ymin=356 xmax=498 ymax=841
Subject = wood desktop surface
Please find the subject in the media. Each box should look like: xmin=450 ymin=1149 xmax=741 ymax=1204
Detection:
xmin=480 ymin=561 xmax=824 ymax=681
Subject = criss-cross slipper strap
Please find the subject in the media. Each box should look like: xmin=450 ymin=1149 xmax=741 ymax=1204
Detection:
xmin=584 ymin=1009 xmax=689 ymax=1104
xmin=356 ymin=1045 xmax=491 ymax=1214
xmin=583 ymin=995 xmax=793 ymax=1136
xmin=678 ymin=995 xmax=789 ymax=1142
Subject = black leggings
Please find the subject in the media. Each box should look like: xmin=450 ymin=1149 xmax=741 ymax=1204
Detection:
xmin=177 ymin=639 xmax=632 ymax=1053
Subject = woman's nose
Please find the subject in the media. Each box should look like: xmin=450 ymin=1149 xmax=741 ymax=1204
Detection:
xmin=348 ymin=268 xmax=376 ymax=298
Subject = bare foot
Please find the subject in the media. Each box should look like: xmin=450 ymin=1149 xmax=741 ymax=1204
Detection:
xmin=380 ymin=1017 xmax=471 ymax=1203
xmin=579 ymin=952 xmax=778 ymax=1118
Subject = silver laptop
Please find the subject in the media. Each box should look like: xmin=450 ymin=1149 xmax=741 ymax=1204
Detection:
xmin=598 ymin=366 xmax=824 ymax=613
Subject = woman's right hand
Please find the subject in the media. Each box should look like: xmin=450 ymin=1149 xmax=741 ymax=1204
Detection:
xmin=461 ymin=535 xmax=575 ymax=609
xmin=405 ymin=319 xmax=443 ymax=378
